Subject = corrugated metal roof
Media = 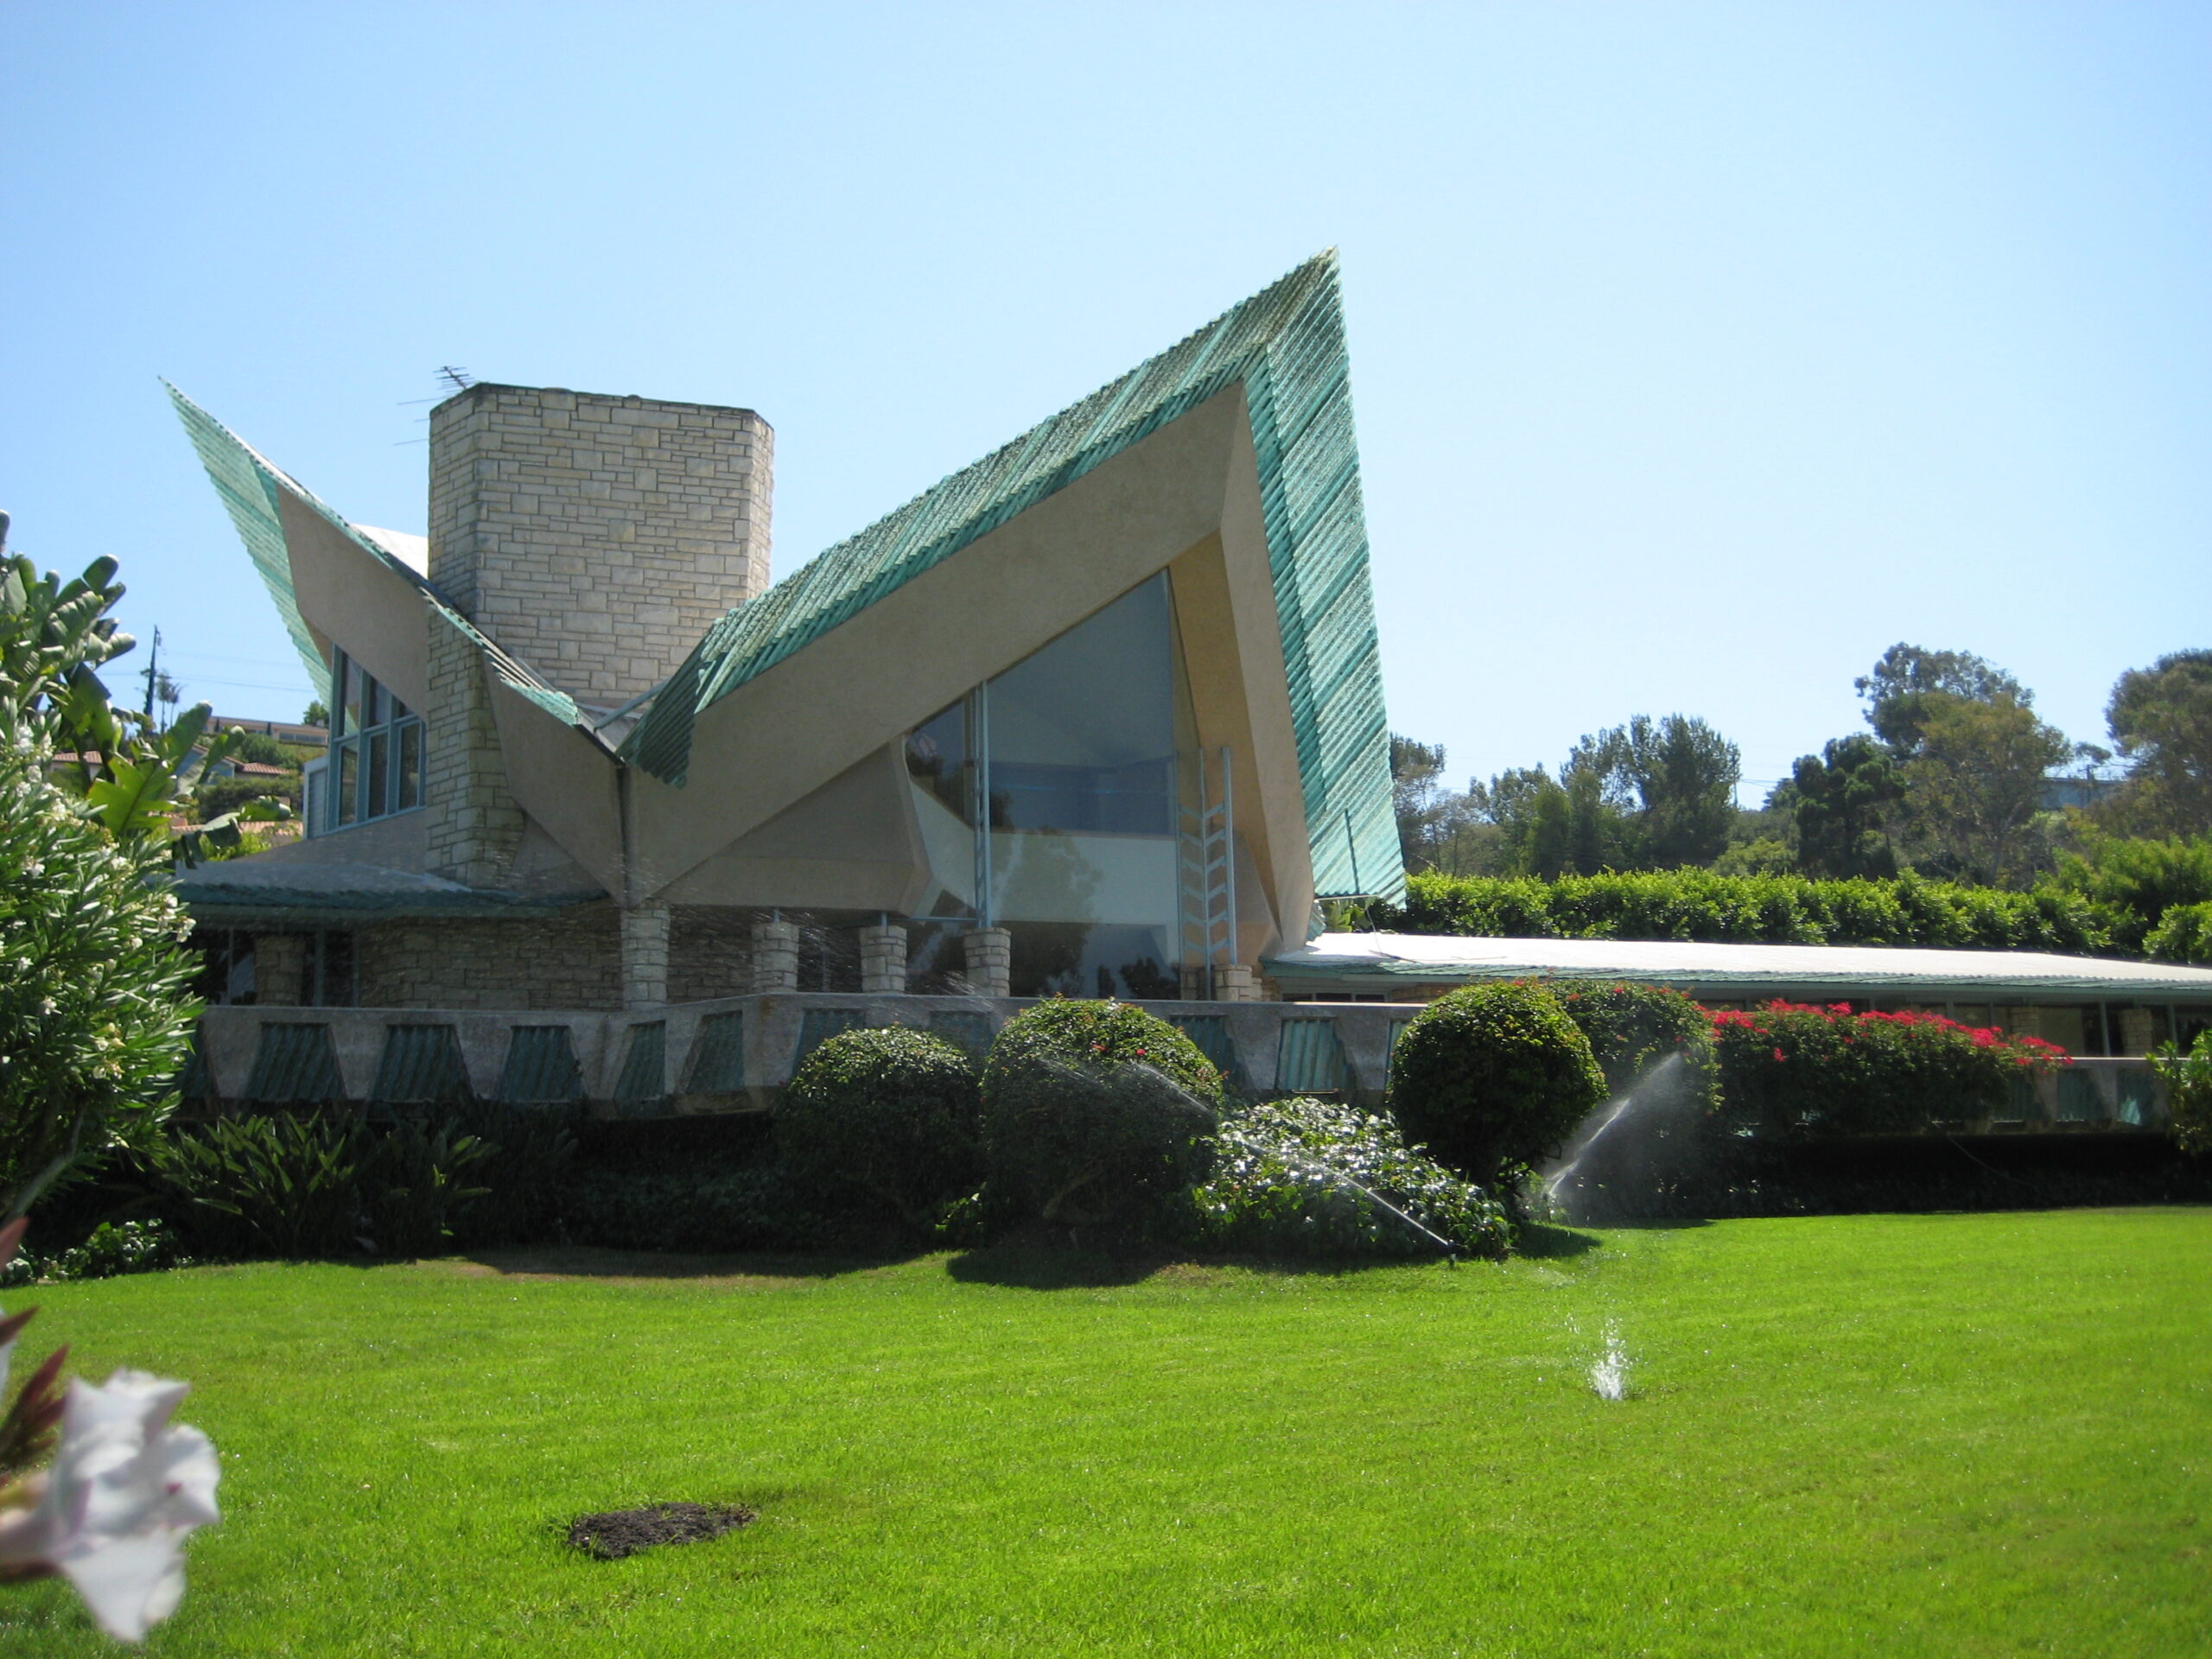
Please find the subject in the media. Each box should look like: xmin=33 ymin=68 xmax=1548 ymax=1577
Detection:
xmin=243 ymin=1022 xmax=346 ymax=1103
xmin=499 ymin=1027 xmax=585 ymax=1106
xmin=683 ymin=1012 xmax=747 ymax=1092
xmin=613 ymin=1021 xmax=666 ymax=1111
xmin=1274 ymin=1017 xmax=1349 ymax=1094
xmin=617 ymin=251 xmax=1402 ymax=904
xmin=370 ymin=1025 xmax=473 ymax=1106
xmin=1168 ymin=1014 xmax=1238 ymax=1084
xmin=168 ymin=384 xmax=592 ymax=734
xmin=1268 ymin=932 xmax=2212 ymax=998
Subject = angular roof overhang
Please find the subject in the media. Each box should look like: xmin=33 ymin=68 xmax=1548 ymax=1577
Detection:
xmin=621 ymin=250 xmax=1402 ymax=905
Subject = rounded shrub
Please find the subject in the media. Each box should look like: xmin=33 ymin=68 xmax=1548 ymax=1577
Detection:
xmin=1549 ymin=980 xmax=1721 ymax=1114
xmin=1196 ymin=1096 xmax=1510 ymax=1259
xmin=776 ymin=1027 xmax=982 ymax=1226
xmin=1387 ymin=982 xmax=1606 ymax=1182
xmin=979 ymin=1000 xmax=1223 ymax=1228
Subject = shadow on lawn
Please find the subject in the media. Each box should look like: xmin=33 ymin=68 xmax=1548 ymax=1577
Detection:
xmin=451 ymin=1244 xmax=918 ymax=1282
xmin=942 ymin=1242 xmax=1554 ymax=1289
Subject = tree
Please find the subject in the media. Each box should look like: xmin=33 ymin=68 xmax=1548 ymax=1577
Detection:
xmin=302 ymin=699 xmax=329 ymax=728
xmin=1611 ymin=714 xmax=1741 ymax=868
xmin=1857 ymin=644 xmax=2024 ymax=752
xmin=1902 ymin=692 xmax=2070 ymax=884
xmin=1775 ymin=734 xmax=1902 ymax=879
xmin=2101 ymin=650 xmax=2212 ymax=837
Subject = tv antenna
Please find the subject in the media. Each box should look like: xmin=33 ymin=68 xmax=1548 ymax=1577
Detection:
xmin=436 ymin=365 xmax=477 ymax=392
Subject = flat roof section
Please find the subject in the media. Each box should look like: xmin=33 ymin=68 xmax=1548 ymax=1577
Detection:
xmin=1266 ymin=933 xmax=2212 ymax=1001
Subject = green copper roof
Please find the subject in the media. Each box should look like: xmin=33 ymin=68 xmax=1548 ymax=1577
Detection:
xmin=167 ymin=382 xmax=588 ymax=732
xmin=166 ymin=382 xmax=333 ymax=702
xmin=621 ymin=251 xmax=1404 ymax=904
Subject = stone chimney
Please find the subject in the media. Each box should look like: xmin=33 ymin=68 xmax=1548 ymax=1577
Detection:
xmin=428 ymin=384 xmax=772 ymax=706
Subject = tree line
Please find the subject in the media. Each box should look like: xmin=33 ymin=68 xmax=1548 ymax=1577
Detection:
xmin=1394 ymin=642 xmax=2212 ymax=891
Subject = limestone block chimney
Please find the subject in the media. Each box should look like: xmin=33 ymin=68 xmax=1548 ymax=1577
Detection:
xmin=427 ymin=384 xmax=772 ymax=706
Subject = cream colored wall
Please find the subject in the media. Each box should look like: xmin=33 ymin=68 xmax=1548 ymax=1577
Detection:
xmin=273 ymin=491 xmax=430 ymax=711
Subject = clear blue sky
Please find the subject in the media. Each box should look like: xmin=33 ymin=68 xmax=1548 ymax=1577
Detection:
xmin=5 ymin=2 xmax=2207 ymax=800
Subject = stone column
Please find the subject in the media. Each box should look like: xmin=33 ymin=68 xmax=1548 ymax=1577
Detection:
xmin=859 ymin=922 xmax=908 ymax=994
xmin=1216 ymin=963 xmax=1260 ymax=1003
xmin=962 ymin=928 xmax=1011 ymax=999
xmin=2119 ymin=1007 xmax=2159 ymax=1057
xmin=254 ymin=934 xmax=307 ymax=1007
xmin=621 ymin=905 xmax=671 ymax=1008
xmin=751 ymin=916 xmax=800 ymax=993
xmin=1179 ymin=966 xmax=1208 ymax=1001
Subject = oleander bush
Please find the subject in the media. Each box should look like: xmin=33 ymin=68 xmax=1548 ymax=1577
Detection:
xmin=2149 ymin=1029 xmax=2212 ymax=1156
xmin=1372 ymin=869 xmax=2113 ymax=954
xmin=1387 ymin=982 xmax=1607 ymax=1183
xmin=1194 ymin=1096 xmax=1510 ymax=1258
xmin=1707 ymin=1001 xmax=2069 ymax=1137
xmin=980 ymin=1000 xmax=1223 ymax=1230
xmin=777 ymin=1027 xmax=982 ymax=1228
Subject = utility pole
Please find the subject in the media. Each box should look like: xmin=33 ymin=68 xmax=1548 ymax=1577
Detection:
xmin=142 ymin=627 xmax=162 ymax=724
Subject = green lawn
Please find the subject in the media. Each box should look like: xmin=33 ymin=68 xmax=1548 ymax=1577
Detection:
xmin=3 ymin=1210 xmax=2208 ymax=1656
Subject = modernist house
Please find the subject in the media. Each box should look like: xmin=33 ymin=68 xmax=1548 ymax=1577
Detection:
xmin=167 ymin=251 xmax=2212 ymax=1118
xmin=172 ymin=252 xmax=1401 ymax=1021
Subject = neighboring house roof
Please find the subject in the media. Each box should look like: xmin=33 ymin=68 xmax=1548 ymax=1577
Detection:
xmin=620 ymin=249 xmax=1402 ymax=904
xmin=170 ymin=858 xmax=600 ymax=923
xmin=1268 ymin=932 xmax=2212 ymax=1000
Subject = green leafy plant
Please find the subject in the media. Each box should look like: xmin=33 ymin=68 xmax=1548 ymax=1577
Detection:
xmin=777 ymin=1027 xmax=981 ymax=1229
xmin=979 ymin=1000 xmax=1223 ymax=1230
xmin=1549 ymin=980 xmax=1721 ymax=1112
xmin=1194 ymin=1096 xmax=1509 ymax=1258
xmin=2144 ymin=899 xmax=2212 ymax=966
xmin=1386 ymin=982 xmax=1606 ymax=1184
xmin=2148 ymin=1030 xmax=2212 ymax=1156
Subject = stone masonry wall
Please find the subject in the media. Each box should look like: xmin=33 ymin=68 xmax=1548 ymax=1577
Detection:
xmin=359 ymin=907 xmax=623 ymax=1011
xmin=423 ymin=615 xmax=525 ymax=887
xmin=668 ymin=906 xmax=756 ymax=1003
xmin=428 ymin=383 xmax=772 ymax=706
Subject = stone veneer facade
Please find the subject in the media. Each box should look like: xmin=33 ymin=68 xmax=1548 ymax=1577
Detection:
xmin=357 ymin=909 xmax=624 ymax=1011
xmin=427 ymin=383 xmax=772 ymax=707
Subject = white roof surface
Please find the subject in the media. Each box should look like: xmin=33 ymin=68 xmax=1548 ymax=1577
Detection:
xmin=356 ymin=525 xmax=429 ymax=575
xmin=1268 ymin=933 xmax=2212 ymax=997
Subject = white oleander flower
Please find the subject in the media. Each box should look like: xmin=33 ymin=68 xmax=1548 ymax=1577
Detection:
xmin=0 ymin=1368 xmax=220 ymax=1642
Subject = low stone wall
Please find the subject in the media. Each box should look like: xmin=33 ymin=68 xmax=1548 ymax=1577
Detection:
xmin=190 ymin=995 xmax=2172 ymax=1132
xmin=194 ymin=994 xmax=1423 ymax=1116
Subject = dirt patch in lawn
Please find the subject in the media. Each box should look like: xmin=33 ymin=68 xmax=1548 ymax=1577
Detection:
xmin=566 ymin=1502 xmax=756 ymax=1560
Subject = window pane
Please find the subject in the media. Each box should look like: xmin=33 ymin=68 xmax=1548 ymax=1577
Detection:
xmin=367 ymin=677 xmax=388 ymax=729
xmin=397 ymin=721 xmax=422 ymax=809
xmin=317 ymin=931 xmax=356 ymax=1008
xmin=366 ymin=732 xmax=390 ymax=818
xmin=330 ymin=652 xmax=349 ymax=738
xmin=390 ymin=693 xmax=410 ymax=721
xmin=343 ymin=658 xmax=365 ymax=734
xmin=336 ymin=743 xmax=359 ymax=824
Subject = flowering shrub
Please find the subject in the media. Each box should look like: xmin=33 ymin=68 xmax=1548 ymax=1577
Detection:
xmin=980 ymin=1001 xmax=1222 ymax=1228
xmin=1707 ymin=1001 xmax=2069 ymax=1136
xmin=0 ymin=1219 xmax=219 ymax=1642
xmin=1195 ymin=1096 xmax=1509 ymax=1258
xmin=1387 ymin=982 xmax=1606 ymax=1182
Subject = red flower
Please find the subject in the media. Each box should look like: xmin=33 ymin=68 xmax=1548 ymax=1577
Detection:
xmin=1772 ymin=1047 xmax=1787 ymax=1063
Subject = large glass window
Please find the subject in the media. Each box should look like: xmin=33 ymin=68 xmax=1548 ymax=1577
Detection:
xmin=903 ymin=575 xmax=1199 ymax=998
xmin=323 ymin=648 xmax=424 ymax=833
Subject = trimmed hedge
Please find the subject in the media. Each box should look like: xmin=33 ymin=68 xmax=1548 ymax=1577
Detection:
xmin=980 ymin=1000 xmax=1223 ymax=1228
xmin=1386 ymin=982 xmax=1605 ymax=1182
xmin=777 ymin=1027 xmax=981 ymax=1227
xmin=1372 ymin=869 xmax=2113 ymax=954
